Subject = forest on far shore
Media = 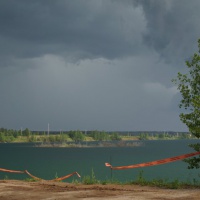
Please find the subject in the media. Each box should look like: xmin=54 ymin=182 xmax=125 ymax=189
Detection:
xmin=0 ymin=127 xmax=194 ymax=143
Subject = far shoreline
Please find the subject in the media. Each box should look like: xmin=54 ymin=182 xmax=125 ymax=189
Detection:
xmin=1 ymin=138 xmax=198 ymax=148
xmin=34 ymin=140 xmax=143 ymax=148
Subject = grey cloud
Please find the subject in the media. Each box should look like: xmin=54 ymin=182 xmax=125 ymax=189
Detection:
xmin=0 ymin=0 xmax=145 ymax=61
xmin=0 ymin=55 xmax=186 ymax=131
xmin=138 ymin=0 xmax=200 ymax=65
xmin=1 ymin=0 xmax=200 ymax=66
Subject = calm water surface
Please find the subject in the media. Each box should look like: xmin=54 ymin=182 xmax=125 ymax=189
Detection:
xmin=0 ymin=140 xmax=199 ymax=182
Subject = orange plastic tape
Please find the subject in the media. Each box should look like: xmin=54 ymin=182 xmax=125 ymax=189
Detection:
xmin=24 ymin=170 xmax=42 ymax=181
xmin=0 ymin=168 xmax=81 ymax=181
xmin=53 ymin=171 xmax=81 ymax=181
xmin=24 ymin=170 xmax=81 ymax=181
xmin=105 ymin=151 xmax=200 ymax=170
xmin=0 ymin=168 xmax=24 ymax=174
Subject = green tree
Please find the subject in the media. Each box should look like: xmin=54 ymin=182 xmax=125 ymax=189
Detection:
xmin=172 ymin=39 xmax=200 ymax=168
xmin=139 ymin=133 xmax=149 ymax=140
xmin=28 ymin=134 xmax=37 ymax=142
xmin=49 ymin=135 xmax=56 ymax=142
xmin=68 ymin=130 xmax=85 ymax=142
xmin=158 ymin=133 xmax=165 ymax=139
xmin=22 ymin=128 xmax=31 ymax=137
xmin=110 ymin=132 xmax=121 ymax=141
xmin=90 ymin=130 xmax=109 ymax=141
xmin=0 ymin=132 xmax=6 ymax=142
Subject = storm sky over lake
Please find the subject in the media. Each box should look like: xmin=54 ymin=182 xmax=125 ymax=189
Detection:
xmin=1 ymin=0 xmax=200 ymax=131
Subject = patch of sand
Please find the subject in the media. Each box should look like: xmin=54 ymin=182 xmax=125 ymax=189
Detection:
xmin=0 ymin=180 xmax=199 ymax=200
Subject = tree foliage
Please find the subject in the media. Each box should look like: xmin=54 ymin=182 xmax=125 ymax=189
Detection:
xmin=172 ymin=39 xmax=200 ymax=168
xmin=139 ymin=133 xmax=149 ymax=140
xmin=90 ymin=130 xmax=110 ymax=141
xmin=68 ymin=130 xmax=85 ymax=142
xmin=110 ymin=132 xmax=121 ymax=141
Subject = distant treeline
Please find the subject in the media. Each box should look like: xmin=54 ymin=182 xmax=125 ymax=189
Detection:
xmin=0 ymin=127 xmax=193 ymax=143
xmin=138 ymin=132 xmax=193 ymax=140
xmin=33 ymin=130 xmax=190 ymax=136
xmin=0 ymin=128 xmax=121 ymax=143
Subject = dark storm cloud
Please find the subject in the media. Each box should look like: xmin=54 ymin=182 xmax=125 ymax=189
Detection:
xmin=1 ymin=0 xmax=199 ymax=66
xmin=0 ymin=0 xmax=145 ymax=61
xmin=137 ymin=0 xmax=200 ymax=64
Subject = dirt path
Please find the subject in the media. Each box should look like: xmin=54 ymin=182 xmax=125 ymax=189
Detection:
xmin=0 ymin=180 xmax=200 ymax=200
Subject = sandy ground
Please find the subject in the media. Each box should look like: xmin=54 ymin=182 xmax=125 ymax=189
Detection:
xmin=0 ymin=180 xmax=200 ymax=200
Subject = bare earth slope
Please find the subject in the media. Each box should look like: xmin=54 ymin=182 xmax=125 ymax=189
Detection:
xmin=0 ymin=180 xmax=200 ymax=200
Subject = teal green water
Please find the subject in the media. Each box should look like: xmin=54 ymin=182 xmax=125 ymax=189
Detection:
xmin=0 ymin=140 xmax=199 ymax=182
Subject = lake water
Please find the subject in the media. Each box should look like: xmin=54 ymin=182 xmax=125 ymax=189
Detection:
xmin=0 ymin=140 xmax=200 ymax=183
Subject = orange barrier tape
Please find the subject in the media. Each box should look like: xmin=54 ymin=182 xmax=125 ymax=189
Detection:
xmin=25 ymin=170 xmax=81 ymax=181
xmin=105 ymin=151 xmax=200 ymax=170
xmin=0 ymin=168 xmax=24 ymax=174
xmin=0 ymin=168 xmax=81 ymax=181
xmin=24 ymin=170 xmax=42 ymax=181
xmin=52 ymin=171 xmax=81 ymax=181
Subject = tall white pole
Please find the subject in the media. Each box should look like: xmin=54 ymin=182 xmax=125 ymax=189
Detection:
xmin=48 ymin=123 xmax=49 ymax=136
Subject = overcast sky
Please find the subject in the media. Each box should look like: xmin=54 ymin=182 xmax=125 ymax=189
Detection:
xmin=0 ymin=0 xmax=200 ymax=132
